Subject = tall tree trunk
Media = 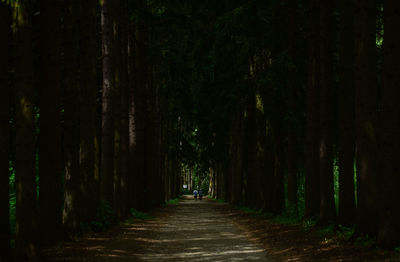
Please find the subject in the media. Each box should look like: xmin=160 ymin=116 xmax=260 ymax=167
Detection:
xmin=319 ymin=0 xmax=336 ymax=224
xmin=272 ymin=125 xmax=285 ymax=214
xmin=244 ymin=92 xmax=257 ymax=207
xmin=62 ymin=0 xmax=80 ymax=235
xmin=35 ymin=0 xmax=65 ymax=246
xmin=113 ymin=0 xmax=122 ymax=217
xmin=100 ymin=0 xmax=115 ymax=207
xmin=38 ymin=0 xmax=63 ymax=245
xmin=378 ymin=0 xmax=400 ymax=248
xmin=134 ymin=0 xmax=149 ymax=210
xmin=79 ymin=0 xmax=99 ymax=223
xmin=128 ymin=13 xmax=137 ymax=209
xmin=118 ymin=0 xmax=130 ymax=219
xmin=230 ymin=104 xmax=243 ymax=205
xmin=354 ymin=0 xmax=379 ymax=237
xmin=304 ymin=0 xmax=320 ymax=218
xmin=338 ymin=0 xmax=356 ymax=226
xmin=14 ymin=2 xmax=38 ymax=258
xmin=287 ymin=0 xmax=299 ymax=215
xmin=0 ymin=2 xmax=12 ymax=260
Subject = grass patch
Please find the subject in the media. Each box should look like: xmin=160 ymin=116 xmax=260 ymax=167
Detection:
xmin=207 ymin=196 xmax=225 ymax=203
xmin=315 ymin=224 xmax=336 ymax=238
xmin=123 ymin=209 xmax=153 ymax=226
xmin=90 ymin=200 xmax=117 ymax=232
xmin=354 ymin=234 xmax=376 ymax=248
xmin=302 ymin=217 xmax=318 ymax=231
xmin=272 ymin=213 xmax=301 ymax=225
xmin=337 ymin=224 xmax=355 ymax=239
xmin=123 ymin=208 xmax=153 ymax=225
xmin=130 ymin=208 xmax=153 ymax=220
xmin=166 ymin=198 xmax=180 ymax=205
xmin=236 ymin=206 xmax=273 ymax=219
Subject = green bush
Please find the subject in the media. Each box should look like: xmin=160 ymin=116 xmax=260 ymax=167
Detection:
xmin=166 ymin=198 xmax=180 ymax=205
xmin=90 ymin=199 xmax=117 ymax=232
xmin=180 ymin=188 xmax=191 ymax=195
xmin=130 ymin=208 xmax=153 ymax=220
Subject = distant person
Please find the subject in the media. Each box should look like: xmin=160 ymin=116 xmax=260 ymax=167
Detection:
xmin=193 ymin=189 xmax=198 ymax=200
xmin=199 ymin=189 xmax=203 ymax=200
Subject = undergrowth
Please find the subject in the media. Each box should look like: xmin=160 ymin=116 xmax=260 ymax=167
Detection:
xmin=166 ymin=198 xmax=180 ymax=205
xmin=130 ymin=208 xmax=153 ymax=220
xmin=90 ymin=200 xmax=117 ymax=232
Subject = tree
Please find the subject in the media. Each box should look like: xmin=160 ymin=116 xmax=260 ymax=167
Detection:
xmin=127 ymin=5 xmax=137 ymax=209
xmin=319 ymin=0 xmax=336 ymax=224
xmin=305 ymin=0 xmax=321 ymax=218
xmin=117 ymin=0 xmax=130 ymax=219
xmin=38 ymin=0 xmax=63 ymax=245
xmin=354 ymin=0 xmax=379 ymax=237
xmin=62 ymin=0 xmax=81 ymax=234
xmin=0 ymin=2 xmax=12 ymax=260
xmin=79 ymin=0 xmax=99 ymax=223
xmin=378 ymin=0 xmax=400 ymax=248
xmin=287 ymin=0 xmax=299 ymax=215
xmin=133 ymin=0 xmax=149 ymax=209
xmin=14 ymin=1 xmax=38 ymax=258
xmin=100 ymin=0 xmax=116 ymax=207
xmin=338 ymin=0 xmax=356 ymax=226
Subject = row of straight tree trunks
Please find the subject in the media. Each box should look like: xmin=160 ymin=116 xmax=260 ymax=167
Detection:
xmin=207 ymin=0 xmax=400 ymax=248
xmin=0 ymin=1 xmax=181 ymax=261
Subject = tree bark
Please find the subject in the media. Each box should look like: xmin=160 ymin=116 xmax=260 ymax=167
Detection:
xmin=319 ymin=0 xmax=336 ymax=224
xmin=100 ymin=0 xmax=116 ymax=207
xmin=134 ymin=0 xmax=149 ymax=209
xmin=0 ymin=2 xmax=12 ymax=260
xmin=354 ymin=0 xmax=379 ymax=237
xmin=62 ymin=0 xmax=80 ymax=235
xmin=118 ymin=0 xmax=130 ymax=219
xmin=304 ymin=0 xmax=320 ymax=218
xmin=378 ymin=0 xmax=400 ymax=248
xmin=287 ymin=0 xmax=298 ymax=215
xmin=14 ymin=2 xmax=38 ymax=258
xmin=38 ymin=0 xmax=63 ymax=246
xmin=79 ymin=0 xmax=99 ymax=223
xmin=338 ymin=0 xmax=356 ymax=226
xmin=243 ymin=92 xmax=257 ymax=207
xmin=128 ymin=12 xmax=137 ymax=209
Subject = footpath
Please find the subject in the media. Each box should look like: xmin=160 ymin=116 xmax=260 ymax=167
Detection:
xmin=44 ymin=195 xmax=397 ymax=261
xmin=44 ymin=195 xmax=272 ymax=261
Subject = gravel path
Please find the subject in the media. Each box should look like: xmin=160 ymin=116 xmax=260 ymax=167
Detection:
xmin=44 ymin=196 xmax=274 ymax=261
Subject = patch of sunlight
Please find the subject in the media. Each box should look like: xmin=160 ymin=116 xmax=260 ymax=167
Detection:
xmin=20 ymin=97 xmax=33 ymax=121
xmin=255 ymin=93 xmax=264 ymax=113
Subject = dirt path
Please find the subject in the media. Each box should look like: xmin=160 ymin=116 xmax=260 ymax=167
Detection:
xmin=44 ymin=196 xmax=274 ymax=261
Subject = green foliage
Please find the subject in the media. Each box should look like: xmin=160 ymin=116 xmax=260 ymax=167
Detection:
xmin=200 ymin=175 xmax=209 ymax=195
xmin=180 ymin=188 xmax=191 ymax=195
xmin=90 ymin=200 xmax=117 ymax=232
xmin=316 ymin=224 xmax=337 ymax=238
xmin=302 ymin=217 xmax=318 ymax=232
xmin=237 ymin=206 xmax=272 ymax=219
xmin=130 ymin=208 xmax=153 ymax=220
xmin=9 ymin=161 xmax=16 ymax=238
xmin=354 ymin=234 xmax=376 ymax=248
xmin=294 ymin=169 xmax=306 ymax=217
xmin=216 ymin=198 xmax=225 ymax=204
xmin=272 ymin=213 xmax=301 ymax=225
xmin=333 ymin=158 xmax=339 ymax=213
xmin=337 ymin=224 xmax=355 ymax=240
xmin=166 ymin=198 xmax=180 ymax=205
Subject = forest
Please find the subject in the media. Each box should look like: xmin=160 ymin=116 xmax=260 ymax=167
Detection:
xmin=0 ymin=0 xmax=399 ymax=261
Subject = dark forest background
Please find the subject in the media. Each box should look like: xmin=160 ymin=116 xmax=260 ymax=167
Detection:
xmin=1 ymin=0 xmax=399 ymax=260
